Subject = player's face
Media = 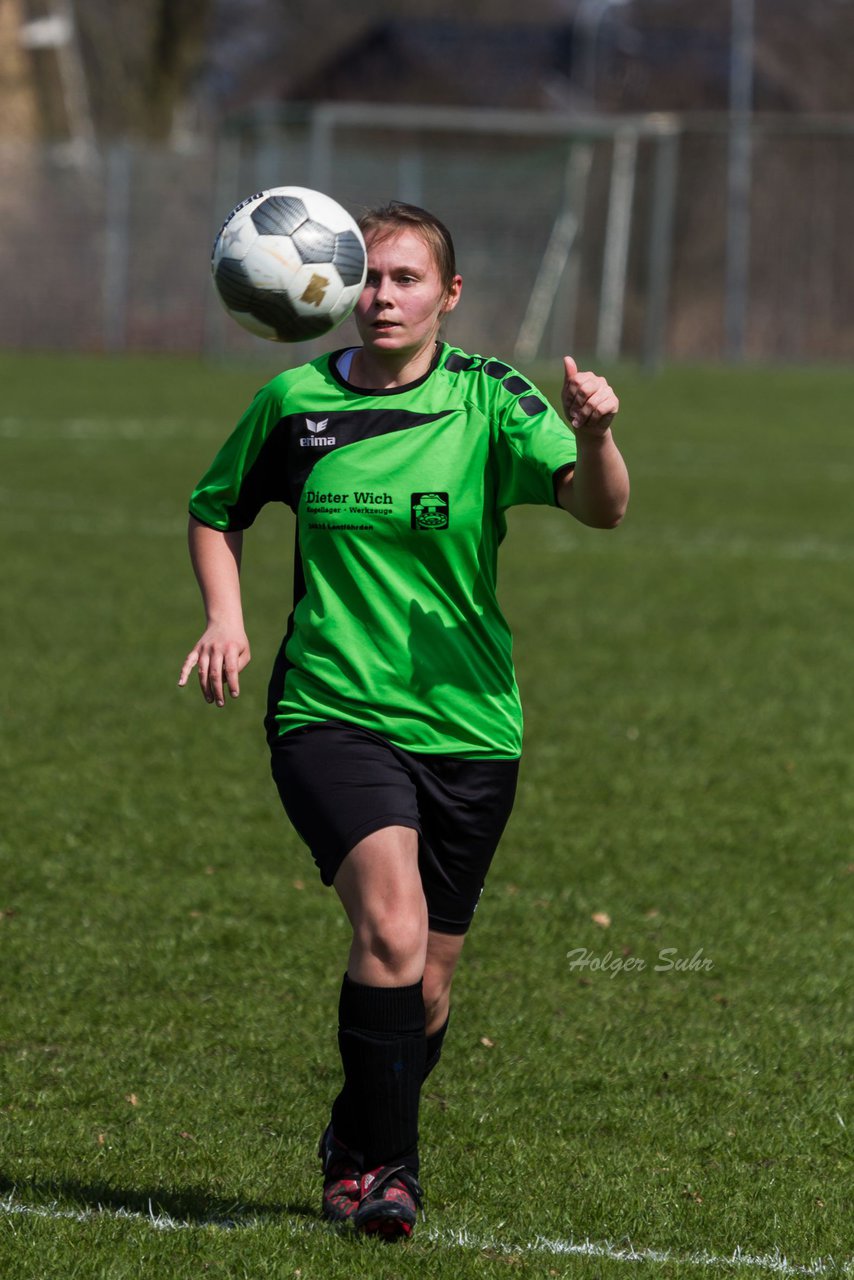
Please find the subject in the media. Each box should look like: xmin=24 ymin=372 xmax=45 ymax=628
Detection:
xmin=355 ymin=228 xmax=461 ymax=361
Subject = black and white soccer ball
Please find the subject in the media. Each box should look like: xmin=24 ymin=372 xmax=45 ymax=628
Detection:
xmin=211 ymin=186 xmax=367 ymax=342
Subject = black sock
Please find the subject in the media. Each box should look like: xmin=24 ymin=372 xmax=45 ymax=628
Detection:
xmin=330 ymin=974 xmax=426 ymax=1173
xmin=423 ymin=1012 xmax=450 ymax=1082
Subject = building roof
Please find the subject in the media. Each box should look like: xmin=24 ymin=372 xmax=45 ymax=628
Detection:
xmin=287 ymin=20 xmax=581 ymax=112
xmin=279 ymin=10 xmax=851 ymax=117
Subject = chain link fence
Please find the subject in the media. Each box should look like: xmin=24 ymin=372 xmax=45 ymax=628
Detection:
xmin=1 ymin=106 xmax=852 ymax=365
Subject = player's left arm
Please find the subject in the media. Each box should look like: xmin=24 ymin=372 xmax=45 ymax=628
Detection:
xmin=556 ymin=356 xmax=629 ymax=528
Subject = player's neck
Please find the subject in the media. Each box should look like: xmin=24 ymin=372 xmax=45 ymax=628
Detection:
xmin=349 ymin=341 xmax=438 ymax=390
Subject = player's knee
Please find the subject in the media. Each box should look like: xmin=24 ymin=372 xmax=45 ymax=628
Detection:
xmin=357 ymin=907 xmax=427 ymax=981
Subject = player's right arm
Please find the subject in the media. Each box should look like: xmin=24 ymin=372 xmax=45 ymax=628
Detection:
xmin=178 ymin=517 xmax=250 ymax=707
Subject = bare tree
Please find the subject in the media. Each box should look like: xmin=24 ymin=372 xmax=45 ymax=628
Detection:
xmin=72 ymin=0 xmax=213 ymax=140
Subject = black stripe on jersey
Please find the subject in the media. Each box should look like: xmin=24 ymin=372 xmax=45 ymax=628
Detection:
xmin=518 ymin=394 xmax=548 ymax=416
xmin=264 ymin=526 xmax=306 ymax=745
xmin=444 ymin=352 xmax=480 ymax=373
xmin=443 ymin=350 xmax=547 ymax=416
xmin=225 ymin=408 xmax=455 ymax=524
xmin=222 ymin=423 xmax=289 ymax=529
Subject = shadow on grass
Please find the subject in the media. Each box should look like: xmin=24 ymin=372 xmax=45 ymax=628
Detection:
xmin=0 ymin=1173 xmax=317 ymax=1229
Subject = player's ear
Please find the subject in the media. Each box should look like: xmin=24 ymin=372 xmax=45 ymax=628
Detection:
xmin=442 ymin=274 xmax=463 ymax=314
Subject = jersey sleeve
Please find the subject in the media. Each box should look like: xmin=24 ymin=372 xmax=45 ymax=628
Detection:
xmin=188 ymin=384 xmax=287 ymax=531
xmin=493 ymin=379 xmax=577 ymax=511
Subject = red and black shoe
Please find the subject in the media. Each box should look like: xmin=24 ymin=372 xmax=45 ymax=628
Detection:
xmin=318 ymin=1124 xmax=362 ymax=1223
xmin=353 ymin=1164 xmax=424 ymax=1239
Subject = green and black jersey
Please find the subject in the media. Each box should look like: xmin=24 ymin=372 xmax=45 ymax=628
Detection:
xmin=189 ymin=342 xmax=577 ymax=759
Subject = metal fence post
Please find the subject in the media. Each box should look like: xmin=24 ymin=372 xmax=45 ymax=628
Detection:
xmin=203 ymin=132 xmax=242 ymax=359
xmin=643 ymin=125 xmax=679 ymax=371
xmin=596 ymin=128 xmax=638 ymax=360
xmin=102 ymin=140 xmax=132 ymax=352
xmin=514 ymin=142 xmax=592 ymax=364
xmin=725 ymin=0 xmax=754 ymax=361
xmin=309 ymin=105 xmax=334 ymax=197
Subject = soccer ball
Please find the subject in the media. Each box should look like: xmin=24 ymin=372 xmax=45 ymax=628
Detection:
xmin=211 ymin=186 xmax=367 ymax=342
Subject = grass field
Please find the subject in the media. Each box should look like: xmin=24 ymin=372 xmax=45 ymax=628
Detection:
xmin=0 ymin=352 xmax=851 ymax=1279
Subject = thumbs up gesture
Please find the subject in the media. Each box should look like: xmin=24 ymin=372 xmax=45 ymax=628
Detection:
xmin=561 ymin=356 xmax=619 ymax=436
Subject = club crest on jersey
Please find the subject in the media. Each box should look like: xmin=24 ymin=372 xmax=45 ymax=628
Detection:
xmin=411 ymin=492 xmax=449 ymax=530
xmin=300 ymin=417 xmax=336 ymax=447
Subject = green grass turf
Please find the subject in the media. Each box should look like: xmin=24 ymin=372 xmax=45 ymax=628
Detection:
xmin=0 ymin=353 xmax=851 ymax=1279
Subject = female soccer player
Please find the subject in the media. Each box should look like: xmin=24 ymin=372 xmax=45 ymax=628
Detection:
xmin=179 ymin=202 xmax=628 ymax=1239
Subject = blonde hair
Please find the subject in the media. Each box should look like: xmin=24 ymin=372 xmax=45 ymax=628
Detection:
xmin=358 ymin=202 xmax=458 ymax=295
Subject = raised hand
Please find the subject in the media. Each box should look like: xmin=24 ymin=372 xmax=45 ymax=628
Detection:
xmin=561 ymin=356 xmax=620 ymax=436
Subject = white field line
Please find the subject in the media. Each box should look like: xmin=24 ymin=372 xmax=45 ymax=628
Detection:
xmin=0 ymin=417 xmax=213 ymax=441
xmin=1 ymin=1193 xmax=850 ymax=1276
xmin=3 ymin=420 xmax=854 ymax=485
xmin=544 ymin=524 xmax=854 ymax=565
xmin=0 ymin=508 xmax=185 ymax=539
xmin=0 ymin=489 xmax=288 ymax=542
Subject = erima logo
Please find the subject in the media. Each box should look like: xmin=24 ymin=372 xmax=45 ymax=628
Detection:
xmin=300 ymin=417 xmax=336 ymax=447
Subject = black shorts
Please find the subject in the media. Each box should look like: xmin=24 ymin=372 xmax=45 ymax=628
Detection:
xmin=269 ymin=720 xmax=519 ymax=935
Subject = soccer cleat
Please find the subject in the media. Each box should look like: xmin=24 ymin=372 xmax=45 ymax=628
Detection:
xmin=318 ymin=1124 xmax=362 ymax=1223
xmin=353 ymin=1164 xmax=424 ymax=1239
